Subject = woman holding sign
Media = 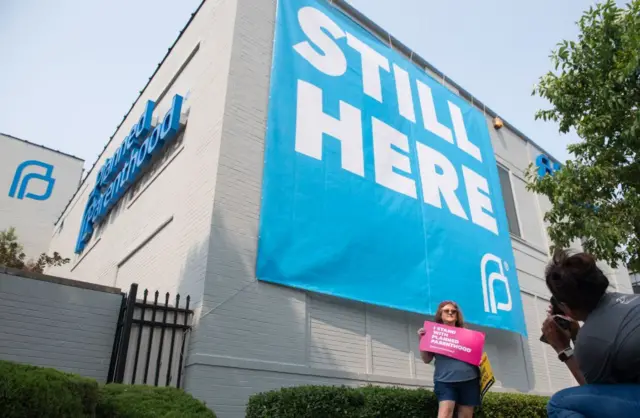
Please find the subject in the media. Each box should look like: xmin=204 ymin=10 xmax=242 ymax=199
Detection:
xmin=418 ymin=301 xmax=480 ymax=418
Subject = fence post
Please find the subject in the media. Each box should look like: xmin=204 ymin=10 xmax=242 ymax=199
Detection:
xmin=177 ymin=295 xmax=191 ymax=388
xmin=114 ymin=283 xmax=138 ymax=383
xmin=106 ymin=292 xmax=127 ymax=383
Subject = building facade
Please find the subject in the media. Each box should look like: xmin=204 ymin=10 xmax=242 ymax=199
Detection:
xmin=1 ymin=133 xmax=83 ymax=259
xmin=45 ymin=0 xmax=633 ymax=417
xmin=631 ymin=273 xmax=640 ymax=294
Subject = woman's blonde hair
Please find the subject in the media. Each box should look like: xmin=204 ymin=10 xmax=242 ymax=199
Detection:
xmin=434 ymin=300 xmax=465 ymax=328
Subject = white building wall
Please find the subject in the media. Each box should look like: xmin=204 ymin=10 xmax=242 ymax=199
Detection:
xmin=185 ymin=1 xmax=631 ymax=416
xmin=44 ymin=0 xmax=634 ymax=417
xmin=46 ymin=0 xmax=239 ymax=307
xmin=0 ymin=133 xmax=83 ymax=259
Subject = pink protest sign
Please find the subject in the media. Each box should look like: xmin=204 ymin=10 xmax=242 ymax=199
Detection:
xmin=419 ymin=321 xmax=486 ymax=366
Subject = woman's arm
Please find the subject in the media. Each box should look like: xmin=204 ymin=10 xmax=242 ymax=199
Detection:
xmin=420 ymin=351 xmax=434 ymax=364
xmin=417 ymin=328 xmax=434 ymax=364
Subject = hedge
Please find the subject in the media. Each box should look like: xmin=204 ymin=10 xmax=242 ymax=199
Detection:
xmin=0 ymin=360 xmax=99 ymax=418
xmin=246 ymin=385 xmax=550 ymax=418
xmin=0 ymin=361 xmax=215 ymax=418
xmin=97 ymin=384 xmax=216 ymax=418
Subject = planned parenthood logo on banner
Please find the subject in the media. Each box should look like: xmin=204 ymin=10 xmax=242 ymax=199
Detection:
xmin=257 ymin=0 xmax=527 ymax=335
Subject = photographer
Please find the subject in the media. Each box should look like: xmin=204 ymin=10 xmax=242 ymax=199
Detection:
xmin=541 ymin=250 xmax=640 ymax=417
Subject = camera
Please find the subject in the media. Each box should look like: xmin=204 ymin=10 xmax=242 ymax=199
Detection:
xmin=540 ymin=296 xmax=571 ymax=344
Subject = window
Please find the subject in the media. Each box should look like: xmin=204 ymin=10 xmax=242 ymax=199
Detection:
xmin=497 ymin=165 xmax=521 ymax=237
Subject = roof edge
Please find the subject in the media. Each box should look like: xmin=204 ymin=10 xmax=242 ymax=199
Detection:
xmin=55 ymin=0 xmax=563 ymax=226
xmin=330 ymin=0 xmax=562 ymax=165
xmin=1 ymin=132 xmax=85 ymax=162
xmin=54 ymin=0 xmax=207 ymax=226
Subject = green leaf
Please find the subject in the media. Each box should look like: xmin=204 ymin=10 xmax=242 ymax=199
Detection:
xmin=529 ymin=0 xmax=640 ymax=271
xmin=0 ymin=227 xmax=71 ymax=272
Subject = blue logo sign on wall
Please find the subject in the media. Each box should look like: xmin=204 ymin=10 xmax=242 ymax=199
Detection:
xmin=8 ymin=160 xmax=56 ymax=201
xmin=74 ymin=94 xmax=185 ymax=254
xmin=256 ymin=0 xmax=527 ymax=335
xmin=536 ymin=154 xmax=561 ymax=178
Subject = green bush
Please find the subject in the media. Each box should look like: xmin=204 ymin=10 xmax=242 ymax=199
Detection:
xmin=0 ymin=360 xmax=99 ymax=418
xmin=96 ymin=384 xmax=216 ymax=418
xmin=0 ymin=361 xmax=216 ymax=418
xmin=357 ymin=386 xmax=439 ymax=417
xmin=477 ymin=392 xmax=549 ymax=417
xmin=246 ymin=385 xmax=549 ymax=418
xmin=245 ymin=385 xmax=366 ymax=418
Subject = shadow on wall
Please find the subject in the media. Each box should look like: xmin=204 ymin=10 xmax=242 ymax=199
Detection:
xmin=175 ymin=240 xmax=209 ymax=311
xmin=178 ymin=207 xmax=324 ymax=417
xmin=115 ymin=239 xmax=209 ymax=388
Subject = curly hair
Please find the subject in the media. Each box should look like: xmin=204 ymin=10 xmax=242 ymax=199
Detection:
xmin=545 ymin=249 xmax=609 ymax=313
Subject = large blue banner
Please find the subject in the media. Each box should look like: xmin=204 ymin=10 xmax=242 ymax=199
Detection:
xmin=257 ymin=0 xmax=527 ymax=335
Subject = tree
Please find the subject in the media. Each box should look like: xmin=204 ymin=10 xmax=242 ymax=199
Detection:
xmin=0 ymin=227 xmax=70 ymax=273
xmin=527 ymin=0 xmax=640 ymax=272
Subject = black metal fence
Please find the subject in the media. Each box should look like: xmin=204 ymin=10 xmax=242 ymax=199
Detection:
xmin=107 ymin=283 xmax=193 ymax=387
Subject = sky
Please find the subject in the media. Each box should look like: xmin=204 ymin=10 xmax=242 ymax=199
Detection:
xmin=0 ymin=0 xmax=611 ymax=171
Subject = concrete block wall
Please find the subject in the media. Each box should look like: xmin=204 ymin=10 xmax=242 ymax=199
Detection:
xmin=0 ymin=267 xmax=122 ymax=381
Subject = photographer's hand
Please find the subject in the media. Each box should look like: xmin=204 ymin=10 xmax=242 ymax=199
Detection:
xmin=542 ymin=316 xmax=586 ymax=386
xmin=547 ymin=304 xmax=580 ymax=342
xmin=542 ymin=316 xmax=571 ymax=353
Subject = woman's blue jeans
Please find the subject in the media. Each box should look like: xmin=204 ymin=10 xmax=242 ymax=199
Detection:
xmin=547 ymin=384 xmax=640 ymax=417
